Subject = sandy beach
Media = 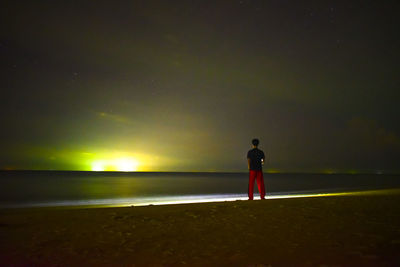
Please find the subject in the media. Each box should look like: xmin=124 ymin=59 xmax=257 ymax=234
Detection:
xmin=1 ymin=189 xmax=400 ymax=266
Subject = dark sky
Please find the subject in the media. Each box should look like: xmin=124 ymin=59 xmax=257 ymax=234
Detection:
xmin=1 ymin=0 xmax=399 ymax=172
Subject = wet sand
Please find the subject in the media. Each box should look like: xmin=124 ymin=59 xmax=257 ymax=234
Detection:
xmin=1 ymin=190 xmax=400 ymax=266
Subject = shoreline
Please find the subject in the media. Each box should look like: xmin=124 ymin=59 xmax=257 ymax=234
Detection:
xmin=1 ymin=188 xmax=400 ymax=265
xmin=1 ymin=187 xmax=400 ymax=210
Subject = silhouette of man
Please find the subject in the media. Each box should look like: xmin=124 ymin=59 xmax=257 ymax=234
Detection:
xmin=247 ymin=138 xmax=266 ymax=200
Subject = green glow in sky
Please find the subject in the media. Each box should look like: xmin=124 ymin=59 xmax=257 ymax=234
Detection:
xmin=1 ymin=1 xmax=399 ymax=172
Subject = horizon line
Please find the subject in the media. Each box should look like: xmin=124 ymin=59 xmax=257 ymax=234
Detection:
xmin=0 ymin=169 xmax=399 ymax=175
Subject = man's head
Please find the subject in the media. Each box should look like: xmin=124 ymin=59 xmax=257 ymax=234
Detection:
xmin=252 ymin=138 xmax=259 ymax=147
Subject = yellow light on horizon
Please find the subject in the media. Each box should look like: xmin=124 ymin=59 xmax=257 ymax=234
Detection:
xmin=91 ymin=161 xmax=105 ymax=171
xmin=114 ymin=158 xmax=139 ymax=172
xmin=91 ymin=158 xmax=139 ymax=172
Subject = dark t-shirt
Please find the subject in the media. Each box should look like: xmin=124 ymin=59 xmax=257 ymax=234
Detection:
xmin=247 ymin=148 xmax=265 ymax=171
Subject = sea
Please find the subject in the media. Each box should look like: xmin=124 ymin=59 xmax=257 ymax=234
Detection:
xmin=0 ymin=171 xmax=399 ymax=208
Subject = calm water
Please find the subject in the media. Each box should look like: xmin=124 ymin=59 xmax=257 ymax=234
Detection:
xmin=0 ymin=171 xmax=399 ymax=208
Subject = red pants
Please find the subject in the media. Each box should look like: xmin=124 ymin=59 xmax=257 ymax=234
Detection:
xmin=248 ymin=170 xmax=265 ymax=200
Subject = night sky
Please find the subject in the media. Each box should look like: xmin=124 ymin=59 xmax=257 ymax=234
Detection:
xmin=1 ymin=1 xmax=399 ymax=172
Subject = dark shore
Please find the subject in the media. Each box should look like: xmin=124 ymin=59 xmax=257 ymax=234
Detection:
xmin=1 ymin=189 xmax=400 ymax=266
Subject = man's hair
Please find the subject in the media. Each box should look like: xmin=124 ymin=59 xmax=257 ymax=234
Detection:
xmin=252 ymin=138 xmax=259 ymax=146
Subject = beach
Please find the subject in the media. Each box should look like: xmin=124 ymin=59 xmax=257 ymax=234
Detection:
xmin=1 ymin=189 xmax=400 ymax=266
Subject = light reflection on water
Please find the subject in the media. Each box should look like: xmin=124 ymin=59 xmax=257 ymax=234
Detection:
xmin=0 ymin=171 xmax=399 ymax=208
xmin=3 ymin=188 xmax=399 ymax=209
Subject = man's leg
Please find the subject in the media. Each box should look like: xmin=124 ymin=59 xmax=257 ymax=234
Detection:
xmin=256 ymin=171 xmax=266 ymax=199
xmin=248 ymin=170 xmax=256 ymax=200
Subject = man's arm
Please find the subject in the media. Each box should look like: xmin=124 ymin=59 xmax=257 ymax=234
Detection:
xmin=247 ymin=158 xmax=251 ymax=170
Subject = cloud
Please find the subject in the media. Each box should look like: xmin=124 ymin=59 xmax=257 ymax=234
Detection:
xmin=346 ymin=117 xmax=400 ymax=148
xmin=97 ymin=111 xmax=133 ymax=125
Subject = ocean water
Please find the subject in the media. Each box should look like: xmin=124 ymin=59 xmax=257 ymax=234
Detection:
xmin=0 ymin=171 xmax=399 ymax=208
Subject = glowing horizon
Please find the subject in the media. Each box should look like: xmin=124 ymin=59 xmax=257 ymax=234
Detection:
xmin=0 ymin=144 xmax=397 ymax=174
xmin=91 ymin=158 xmax=140 ymax=172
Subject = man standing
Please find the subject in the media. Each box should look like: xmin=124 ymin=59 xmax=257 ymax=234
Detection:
xmin=247 ymin=138 xmax=266 ymax=200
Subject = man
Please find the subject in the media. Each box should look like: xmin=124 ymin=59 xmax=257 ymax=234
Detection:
xmin=247 ymin=138 xmax=266 ymax=200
